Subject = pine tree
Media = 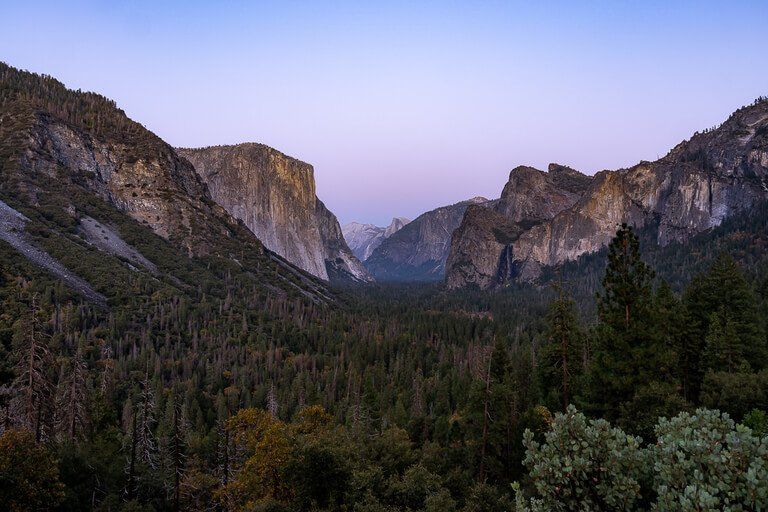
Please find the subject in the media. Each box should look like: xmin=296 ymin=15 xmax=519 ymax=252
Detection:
xmin=55 ymin=344 xmax=90 ymax=442
xmin=539 ymin=284 xmax=582 ymax=412
xmin=703 ymin=310 xmax=746 ymax=373
xmin=160 ymin=392 xmax=187 ymax=512
xmin=587 ymin=224 xmax=678 ymax=428
xmin=473 ymin=338 xmax=515 ymax=485
xmin=596 ymin=224 xmax=654 ymax=331
xmin=267 ymin=383 xmax=279 ymax=419
xmin=683 ymin=253 xmax=766 ymax=400
xmin=10 ymin=295 xmax=55 ymax=442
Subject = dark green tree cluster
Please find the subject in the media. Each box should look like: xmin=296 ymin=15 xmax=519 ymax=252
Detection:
xmin=0 ymin=221 xmax=767 ymax=511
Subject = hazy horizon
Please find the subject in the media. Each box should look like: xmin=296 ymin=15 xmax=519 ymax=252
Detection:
xmin=3 ymin=0 xmax=767 ymax=225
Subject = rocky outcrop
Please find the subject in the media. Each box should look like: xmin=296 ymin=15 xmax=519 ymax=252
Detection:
xmin=445 ymin=164 xmax=592 ymax=288
xmin=445 ymin=205 xmax=522 ymax=288
xmin=18 ymin=111 xmax=250 ymax=258
xmin=512 ymin=99 xmax=768 ymax=277
xmin=316 ymin=199 xmax=373 ymax=282
xmin=365 ymin=197 xmax=490 ymax=281
xmin=342 ymin=217 xmax=410 ymax=261
xmin=177 ymin=144 xmax=371 ymax=282
xmin=495 ymin=164 xmax=591 ymax=225
xmin=447 ymin=98 xmax=768 ymax=288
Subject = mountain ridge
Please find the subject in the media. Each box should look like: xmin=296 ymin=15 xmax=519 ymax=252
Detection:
xmin=0 ymin=61 xmax=334 ymax=303
xmin=446 ymin=97 xmax=768 ymax=288
xmin=364 ymin=196 xmax=491 ymax=281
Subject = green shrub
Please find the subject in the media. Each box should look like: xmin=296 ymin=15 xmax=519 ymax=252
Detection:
xmin=520 ymin=405 xmax=645 ymax=511
xmin=652 ymin=408 xmax=768 ymax=511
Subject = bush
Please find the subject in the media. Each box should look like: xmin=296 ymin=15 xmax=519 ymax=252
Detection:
xmin=520 ymin=405 xmax=645 ymax=511
xmin=0 ymin=429 xmax=65 ymax=511
xmin=516 ymin=407 xmax=768 ymax=511
xmin=652 ymin=408 xmax=768 ymax=511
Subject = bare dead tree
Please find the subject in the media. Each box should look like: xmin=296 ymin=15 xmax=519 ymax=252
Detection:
xmin=10 ymin=295 xmax=54 ymax=442
xmin=266 ymin=382 xmax=278 ymax=418
xmin=56 ymin=345 xmax=90 ymax=441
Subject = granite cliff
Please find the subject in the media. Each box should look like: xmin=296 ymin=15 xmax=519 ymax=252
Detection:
xmin=177 ymin=144 xmax=371 ymax=283
xmin=446 ymin=98 xmax=768 ymax=288
xmin=0 ymin=62 xmax=331 ymax=302
xmin=445 ymin=164 xmax=591 ymax=288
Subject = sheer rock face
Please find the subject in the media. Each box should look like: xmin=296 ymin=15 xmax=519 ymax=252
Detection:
xmin=365 ymin=197 xmax=490 ymax=281
xmin=445 ymin=205 xmax=522 ymax=289
xmin=445 ymin=165 xmax=591 ymax=288
xmin=447 ymin=99 xmax=768 ymax=288
xmin=177 ymin=144 xmax=371 ymax=282
xmin=20 ymin=112 xmax=242 ymax=257
xmin=495 ymin=164 xmax=591 ymax=225
xmin=342 ymin=217 xmax=410 ymax=261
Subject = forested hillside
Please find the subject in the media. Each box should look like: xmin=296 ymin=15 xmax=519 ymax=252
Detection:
xmin=2 ymin=202 xmax=768 ymax=510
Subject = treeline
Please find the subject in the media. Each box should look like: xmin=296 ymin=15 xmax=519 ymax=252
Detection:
xmin=0 ymin=61 xmax=149 ymax=143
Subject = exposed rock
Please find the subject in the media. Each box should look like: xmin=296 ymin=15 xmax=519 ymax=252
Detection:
xmin=512 ymin=100 xmax=768 ymax=278
xmin=0 ymin=62 xmax=332 ymax=303
xmin=447 ymin=98 xmax=768 ymax=288
xmin=316 ymin=199 xmax=373 ymax=282
xmin=0 ymin=200 xmax=106 ymax=306
xmin=445 ymin=205 xmax=522 ymax=289
xmin=177 ymin=144 xmax=371 ymax=282
xmin=78 ymin=216 xmax=158 ymax=274
xmin=20 ymin=112 xmax=235 ymax=257
xmin=365 ymin=197 xmax=490 ymax=281
xmin=445 ymin=164 xmax=591 ymax=288
xmin=342 ymin=217 xmax=410 ymax=261
xmin=495 ymin=165 xmax=590 ymax=226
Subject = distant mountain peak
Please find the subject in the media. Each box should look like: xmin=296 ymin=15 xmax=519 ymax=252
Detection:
xmin=342 ymin=216 xmax=411 ymax=262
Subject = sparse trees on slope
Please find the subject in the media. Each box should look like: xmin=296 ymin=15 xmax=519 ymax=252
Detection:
xmin=55 ymin=343 xmax=90 ymax=442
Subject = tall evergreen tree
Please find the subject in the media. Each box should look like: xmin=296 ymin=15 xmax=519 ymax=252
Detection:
xmin=683 ymin=253 xmax=766 ymax=400
xmin=539 ymin=284 xmax=582 ymax=412
xmin=587 ymin=224 xmax=678 ymax=430
xmin=703 ymin=310 xmax=746 ymax=373
xmin=10 ymin=295 xmax=55 ymax=442
xmin=471 ymin=338 xmax=514 ymax=485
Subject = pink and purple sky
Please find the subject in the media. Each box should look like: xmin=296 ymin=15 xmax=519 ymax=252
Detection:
xmin=3 ymin=1 xmax=767 ymax=225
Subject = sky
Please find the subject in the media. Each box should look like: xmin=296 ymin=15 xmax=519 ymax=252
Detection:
xmin=2 ymin=1 xmax=767 ymax=225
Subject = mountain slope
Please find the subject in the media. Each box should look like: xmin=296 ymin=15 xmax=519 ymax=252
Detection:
xmin=365 ymin=197 xmax=490 ymax=281
xmin=177 ymin=144 xmax=371 ymax=283
xmin=0 ymin=62 xmax=332 ymax=303
xmin=447 ymin=97 xmax=768 ymax=288
xmin=342 ymin=217 xmax=410 ymax=261
xmin=446 ymin=164 xmax=592 ymax=287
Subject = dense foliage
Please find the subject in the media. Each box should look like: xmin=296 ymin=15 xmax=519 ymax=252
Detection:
xmin=516 ymin=407 xmax=768 ymax=511
xmin=1 ymin=214 xmax=767 ymax=511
